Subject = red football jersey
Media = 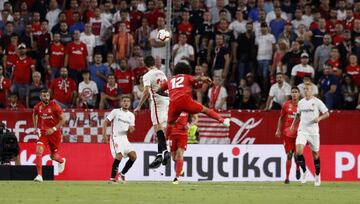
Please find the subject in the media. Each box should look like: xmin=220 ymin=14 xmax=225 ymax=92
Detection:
xmin=327 ymin=59 xmax=341 ymax=71
xmin=104 ymin=83 xmax=121 ymax=107
xmin=171 ymin=112 xmax=189 ymax=136
xmin=114 ymin=69 xmax=134 ymax=94
xmin=280 ymin=100 xmax=298 ymax=138
xmin=65 ymin=42 xmax=88 ymax=71
xmin=161 ymin=74 xmax=195 ymax=102
xmin=5 ymin=44 xmax=18 ymax=67
xmin=0 ymin=77 xmax=11 ymax=105
xmin=346 ymin=64 xmax=360 ymax=86
xmin=49 ymin=43 xmax=65 ymax=69
xmin=50 ymin=77 xmax=77 ymax=105
xmin=132 ymin=66 xmax=148 ymax=83
xmin=31 ymin=22 xmax=42 ymax=37
xmin=34 ymin=100 xmax=63 ymax=132
xmin=13 ymin=56 xmax=35 ymax=84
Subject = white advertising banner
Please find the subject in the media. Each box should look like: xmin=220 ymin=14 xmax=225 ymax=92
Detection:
xmin=119 ymin=144 xmax=315 ymax=182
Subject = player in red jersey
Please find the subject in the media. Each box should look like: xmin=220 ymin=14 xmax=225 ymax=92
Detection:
xmin=170 ymin=112 xmax=191 ymax=185
xmin=275 ymin=86 xmax=301 ymax=184
xmin=33 ymin=89 xmax=66 ymax=182
xmin=157 ymin=62 xmax=230 ymax=137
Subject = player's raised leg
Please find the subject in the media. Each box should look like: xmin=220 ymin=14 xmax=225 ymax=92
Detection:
xmin=119 ymin=151 xmax=137 ymax=184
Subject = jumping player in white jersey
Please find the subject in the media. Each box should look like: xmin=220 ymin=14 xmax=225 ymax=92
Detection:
xmin=290 ymin=84 xmax=329 ymax=187
xmin=102 ymin=95 xmax=137 ymax=184
xmin=134 ymin=56 xmax=170 ymax=168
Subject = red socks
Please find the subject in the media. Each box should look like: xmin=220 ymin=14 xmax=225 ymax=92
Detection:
xmin=36 ymin=152 xmax=43 ymax=176
xmin=175 ymin=160 xmax=184 ymax=178
xmin=206 ymin=109 xmax=224 ymax=123
xmin=286 ymin=159 xmax=291 ymax=180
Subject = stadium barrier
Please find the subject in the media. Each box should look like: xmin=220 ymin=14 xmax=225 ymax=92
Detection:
xmin=1 ymin=110 xmax=360 ymax=144
xmin=18 ymin=143 xmax=360 ymax=181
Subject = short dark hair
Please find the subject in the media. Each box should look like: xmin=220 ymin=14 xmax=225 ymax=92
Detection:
xmin=81 ymin=70 xmax=90 ymax=75
xmin=291 ymin=86 xmax=300 ymax=92
xmin=40 ymin=89 xmax=49 ymax=94
xmin=173 ymin=62 xmax=191 ymax=75
xmin=144 ymin=56 xmax=155 ymax=67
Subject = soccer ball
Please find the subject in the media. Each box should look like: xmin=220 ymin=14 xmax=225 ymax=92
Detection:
xmin=157 ymin=29 xmax=171 ymax=42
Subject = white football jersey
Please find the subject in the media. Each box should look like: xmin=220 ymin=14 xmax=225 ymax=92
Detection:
xmin=297 ymin=97 xmax=328 ymax=135
xmin=106 ymin=108 xmax=135 ymax=137
xmin=142 ymin=68 xmax=169 ymax=102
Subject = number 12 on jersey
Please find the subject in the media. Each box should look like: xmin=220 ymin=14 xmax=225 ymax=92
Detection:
xmin=170 ymin=76 xmax=184 ymax=89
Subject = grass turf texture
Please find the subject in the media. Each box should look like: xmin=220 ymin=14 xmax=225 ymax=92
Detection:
xmin=1 ymin=181 xmax=359 ymax=204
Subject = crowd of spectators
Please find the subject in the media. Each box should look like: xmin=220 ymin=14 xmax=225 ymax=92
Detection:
xmin=0 ymin=0 xmax=360 ymax=111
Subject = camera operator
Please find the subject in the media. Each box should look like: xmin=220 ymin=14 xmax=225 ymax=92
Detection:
xmin=0 ymin=122 xmax=20 ymax=165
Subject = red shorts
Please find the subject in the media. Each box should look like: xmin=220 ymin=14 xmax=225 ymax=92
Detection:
xmin=168 ymin=95 xmax=203 ymax=124
xmin=170 ymin=134 xmax=188 ymax=152
xmin=37 ymin=130 xmax=61 ymax=154
xmin=283 ymin=136 xmax=296 ymax=153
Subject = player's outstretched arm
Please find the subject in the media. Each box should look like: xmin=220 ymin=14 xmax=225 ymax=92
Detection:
xmin=102 ymin=119 xmax=111 ymax=143
xmin=193 ymin=75 xmax=212 ymax=84
xmin=134 ymin=86 xmax=150 ymax=113
xmin=156 ymin=87 xmax=168 ymax=97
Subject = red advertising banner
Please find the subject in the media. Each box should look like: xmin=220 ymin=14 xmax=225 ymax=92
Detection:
xmin=18 ymin=143 xmax=360 ymax=181
xmin=1 ymin=110 xmax=360 ymax=144
xmin=229 ymin=110 xmax=360 ymax=145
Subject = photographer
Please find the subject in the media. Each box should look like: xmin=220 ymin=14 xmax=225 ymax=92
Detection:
xmin=0 ymin=122 xmax=20 ymax=165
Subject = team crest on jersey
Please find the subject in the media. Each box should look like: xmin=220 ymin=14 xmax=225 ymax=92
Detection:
xmin=312 ymin=103 xmax=315 ymax=106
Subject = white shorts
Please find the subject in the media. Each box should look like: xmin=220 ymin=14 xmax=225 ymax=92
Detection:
xmin=110 ymin=136 xmax=134 ymax=158
xmin=150 ymin=99 xmax=169 ymax=127
xmin=296 ymin=132 xmax=320 ymax=152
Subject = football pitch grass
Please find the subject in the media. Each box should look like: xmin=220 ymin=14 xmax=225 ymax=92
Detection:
xmin=1 ymin=181 xmax=360 ymax=204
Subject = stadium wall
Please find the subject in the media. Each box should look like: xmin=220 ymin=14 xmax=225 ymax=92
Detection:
xmin=18 ymin=143 xmax=360 ymax=181
xmin=1 ymin=110 xmax=360 ymax=144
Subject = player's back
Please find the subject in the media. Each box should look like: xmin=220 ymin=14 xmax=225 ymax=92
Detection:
xmin=143 ymin=68 xmax=169 ymax=102
xmin=166 ymin=74 xmax=194 ymax=101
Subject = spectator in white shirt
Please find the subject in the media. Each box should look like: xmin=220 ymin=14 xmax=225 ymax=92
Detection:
xmin=298 ymin=76 xmax=319 ymax=98
xmin=150 ymin=17 xmax=167 ymax=60
xmin=80 ymin=23 xmax=96 ymax=63
xmin=208 ymin=75 xmax=228 ymax=110
xmin=172 ymin=33 xmax=195 ymax=65
xmin=77 ymin=70 xmax=99 ymax=108
xmin=337 ymin=0 xmax=347 ymax=21
xmin=89 ymin=7 xmax=112 ymax=53
xmin=265 ymin=73 xmax=291 ymax=110
xmin=291 ymin=9 xmax=306 ymax=30
xmin=228 ymin=10 xmax=247 ymax=39
xmin=302 ymin=4 xmax=313 ymax=29
xmin=46 ymin=0 xmax=61 ymax=31
xmin=256 ymin=23 xmax=276 ymax=90
xmin=291 ymin=52 xmax=315 ymax=86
